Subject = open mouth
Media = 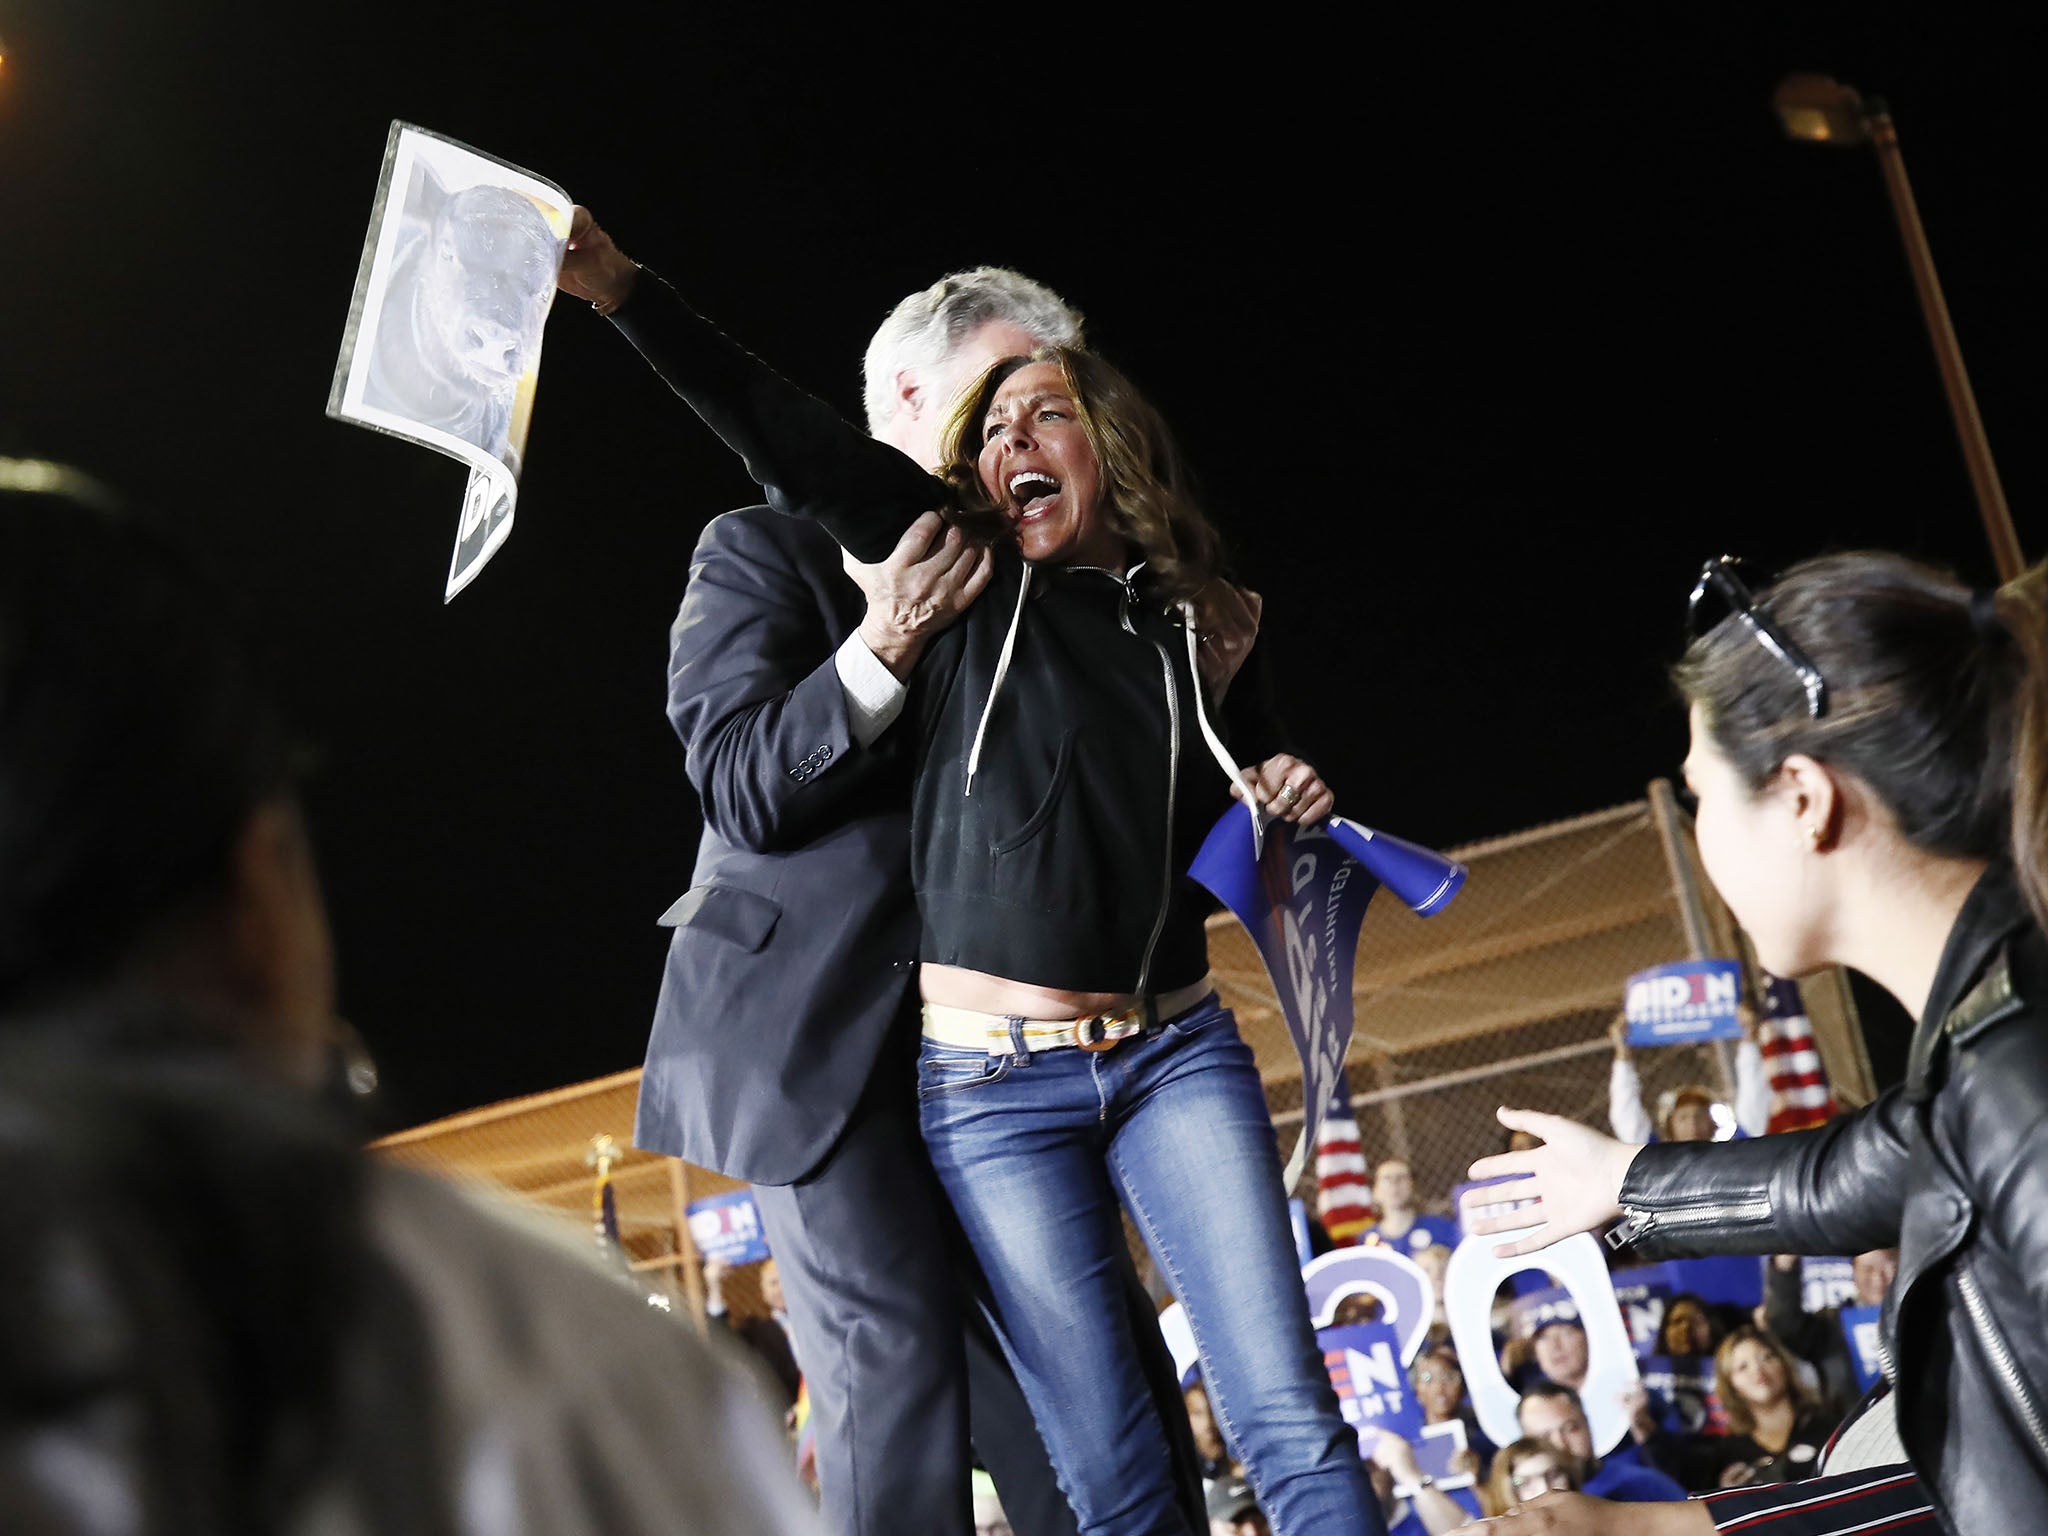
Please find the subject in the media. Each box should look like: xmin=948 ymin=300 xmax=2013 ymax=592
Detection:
xmin=1007 ymin=470 xmax=1061 ymax=517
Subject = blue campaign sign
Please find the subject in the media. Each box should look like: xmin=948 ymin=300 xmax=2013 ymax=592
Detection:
xmin=1191 ymin=807 xmax=1465 ymax=1189
xmin=1610 ymin=1265 xmax=1676 ymax=1356
xmin=1840 ymin=1304 xmax=1886 ymax=1392
xmin=1639 ymin=1354 xmax=1721 ymax=1434
xmin=1319 ymin=1321 xmax=1424 ymax=1454
xmin=1412 ymin=1420 xmax=1478 ymax=1493
xmin=1803 ymin=1256 xmax=1858 ymax=1313
xmin=1665 ymin=1254 xmax=1764 ymax=1311
xmin=685 ymin=1189 xmax=771 ymax=1267
xmin=1624 ymin=959 xmax=1747 ymax=1047
xmin=1508 ymin=1282 xmax=1581 ymax=1340
xmin=1304 ymin=1246 xmax=1437 ymax=1366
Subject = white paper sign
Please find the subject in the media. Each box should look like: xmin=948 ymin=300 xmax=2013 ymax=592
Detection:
xmin=328 ymin=122 xmax=571 ymax=599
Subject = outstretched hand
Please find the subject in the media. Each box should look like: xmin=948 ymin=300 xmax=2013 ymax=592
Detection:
xmin=559 ymin=205 xmax=641 ymax=314
xmin=1450 ymin=1490 xmax=1712 ymax=1535
xmin=1463 ymin=1108 xmax=1643 ymax=1259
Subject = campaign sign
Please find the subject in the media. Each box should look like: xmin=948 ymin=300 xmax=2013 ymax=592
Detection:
xmin=1803 ymin=1256 xmax=1859 ymax=1314
xmin=1639 ymin=1354 xmax=1721 ymax=1435
xmin=1841 ymin=1304 xmax=1886 ymax=1392
xmin=1610 ymin=1266 xmax=1676 ymax=1356
xmin=1320 ymin=1321 xmax=1423 ymax=1459
xmin=685 ymin=1190 xmax=771 ymax=1267
xmin=1624 ymin=959 xmax=1746 ymax=1047
xmin=1304 ymin=1245 xmax=1436 ymax=1365
xmin=1289 ymin=1197 xmax=1315 ymax=1267
xmin=1509 ymin=1283 xmax=1581 ymax=1339
xmin=1413 ymin=1419 xmax=1478 ymax=1494
xmin=1665 ymin=1254 xmax=1764 ymax=1311
xmin=1191 ymin=808 xmax=1465 ymax=1190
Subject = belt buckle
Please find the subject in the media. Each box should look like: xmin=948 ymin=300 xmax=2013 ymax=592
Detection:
xmin=1073 ymin=1013 xmax=1121 ymax=1052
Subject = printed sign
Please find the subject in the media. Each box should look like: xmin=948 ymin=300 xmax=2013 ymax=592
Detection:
xmin=1624 ymin=958 xmax=1746 ymax=1047
xmin=1412 ymin=1419 xmax=1477 ymax=1494
xmin=1288 ymin=1197 xmax=1317 ymax=1267
xmin=329 ymin=122 xmax=572 ymax=599
xmin=1803 ymin=1256 xmax=1859 ymax=1314
xmin=1609 ymin=1266 xmax=1677 ymax=1356
xmin=1320 ymin=1321 xmax=1424 ymax=1457
xmin=1444 ymin=1229 xmax=1640 ymax=1456
xmin=1841 ymin=1303 xmax=1886 ymax=1392
xmin=1638 ymin=1354 xmax=1721 ymax=1435
xmin=685 ymin=1189 xmax=771 ymax=1267
xmin=1304 ymin=1245 xmax=1437 ymax=1365
xmin=1192 ymin=808 xmax=1465 ymax=1191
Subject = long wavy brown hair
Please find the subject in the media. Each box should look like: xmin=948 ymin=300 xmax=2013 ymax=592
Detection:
xmin=936 ymin=347 xmax=1220 ymax=603
xmin=1712 ymin=1326 xmax=1816 ymax=1438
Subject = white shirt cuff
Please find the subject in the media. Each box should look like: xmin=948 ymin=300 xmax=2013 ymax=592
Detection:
xmin=835 ymin=631 xmax=908 ymax=748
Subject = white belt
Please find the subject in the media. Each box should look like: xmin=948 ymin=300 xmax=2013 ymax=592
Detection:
xmin=920 ymin=976 xmax=1216 ymax=1055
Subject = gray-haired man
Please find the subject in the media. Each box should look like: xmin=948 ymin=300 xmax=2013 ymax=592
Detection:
xmin=561 ymin=219 xmax=1204 ymax=1536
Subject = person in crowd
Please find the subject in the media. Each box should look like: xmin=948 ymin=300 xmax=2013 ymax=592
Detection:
xmin=704 ymin=1254 xmax=802 ymax=1410
xmin=1415 ymin=1243 xmax=1455 ymax=1343
xmin=1413 ymin=1343 xmax=1495 ymax=1476
xmin=1185 ymin=1376 xmax=1240 ymax=1485
xmin=1371 ymin=1432 xmax=1485 ymax=1533
xmin=1607 ymin=1012 xmax=1771 ymax=1145
xmin=1361 ymin=1158 xmax=1461 ymax=1255
xmin=1686 ymin=1328 xmax=1839 ymax=1491
xmin=562 ymin=214 xmax=1376 ymax=1535
xmin=1517 ymin=1384 xmax=1688 ymax=1503
xmin=976 ymin=1468 xmax=1018 ymax=1536
xmin=1463 ymin=552 xmax=2048 ymax=1533
xmin=1528 ymin=1317 xmax=1589 ymax=1393
xmin=1762 ymin=1249 xmax=1897 ymax=1419
xmin=0 ymin=465 xmax=815 ymax=1534
xmin=559 ymin=233 xmax=1202 ymax=1535
xmin=1480 ymin=1437 xmax=1583 ymax=1518
xmin=1205 ymin=1474 xmax=1269 ymax=1536
xmin=1641 ymin=1291 xmax=1735 ymax=1438
xmin=1657 ymin=1294 xmax=1725 ymax=1361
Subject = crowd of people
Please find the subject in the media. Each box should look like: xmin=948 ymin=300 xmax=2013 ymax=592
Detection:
xmin=3 ymin=161 xmax=2043 ymax=1536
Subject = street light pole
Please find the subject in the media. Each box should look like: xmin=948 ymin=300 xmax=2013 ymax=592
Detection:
xmin=1774 ymin=73 xmax=2024 ymax=582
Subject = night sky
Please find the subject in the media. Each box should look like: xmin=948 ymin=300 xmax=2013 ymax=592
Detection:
xmin=2 ymin=4 xmax=2040 ymax=1127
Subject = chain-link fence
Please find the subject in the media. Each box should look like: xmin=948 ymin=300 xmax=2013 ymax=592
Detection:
xmin=1213 ymin=791 xmax=1873 ymax=1226
xmin=372 ymin=789 xmax=1877 ymax=1314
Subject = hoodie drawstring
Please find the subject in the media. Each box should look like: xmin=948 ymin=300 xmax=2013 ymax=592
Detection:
xmin=965 ymin=564 xmax=1033 ymax=795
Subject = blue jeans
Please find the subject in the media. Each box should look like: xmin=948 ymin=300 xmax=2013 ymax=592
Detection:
xmin=918 ymin=996 xmax=1380 ymax=1536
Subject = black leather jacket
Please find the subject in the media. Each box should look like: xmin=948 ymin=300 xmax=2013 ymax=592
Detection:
xmin=1612 ymin=865 xmax=2048 ymax=1534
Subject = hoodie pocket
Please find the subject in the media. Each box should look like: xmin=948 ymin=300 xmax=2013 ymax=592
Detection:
xmin=989 ymin=729 xmax=1074 ymax=854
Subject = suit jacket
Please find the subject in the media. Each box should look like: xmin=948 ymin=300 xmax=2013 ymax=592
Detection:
xmin=634 ymin=504 xmax=920 ymax=1185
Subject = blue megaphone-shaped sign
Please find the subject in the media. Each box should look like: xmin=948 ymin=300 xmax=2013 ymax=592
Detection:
xmin=1191 ymin=805 xmax=1468 ymax=1189
xmin=1324 ymin=815 xmax=1466 ymax=916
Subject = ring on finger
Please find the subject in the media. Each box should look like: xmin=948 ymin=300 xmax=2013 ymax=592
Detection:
xmin=1275 ymin=782 xmax=1302 ymax=808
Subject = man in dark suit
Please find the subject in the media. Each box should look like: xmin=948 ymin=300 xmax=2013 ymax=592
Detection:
xmin=560 ymin=220 xmax=1205 ymax=1536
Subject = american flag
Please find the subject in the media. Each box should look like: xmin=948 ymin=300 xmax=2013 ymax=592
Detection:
xmin=1758 ymin=974 xmax=1837 ymax=1132
xmin=1315 ymin=1091 xmax=1373 ymax=1245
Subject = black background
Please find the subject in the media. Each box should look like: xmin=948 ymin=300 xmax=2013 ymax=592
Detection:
xmin=1 ymin=3 xmax=2038 ymax=1124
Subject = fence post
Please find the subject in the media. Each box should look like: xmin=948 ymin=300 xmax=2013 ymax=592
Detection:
xmin=1646 ymin=779 xmax=1738 ymax=1097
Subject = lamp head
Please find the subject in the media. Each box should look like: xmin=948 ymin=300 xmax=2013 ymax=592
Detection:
xmin=1774 ymin=73 xmax=1870 ymax=145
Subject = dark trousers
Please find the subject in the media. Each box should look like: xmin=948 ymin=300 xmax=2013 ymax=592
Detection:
xmin=753 ymin=1022 xmax=1202 ymax=1536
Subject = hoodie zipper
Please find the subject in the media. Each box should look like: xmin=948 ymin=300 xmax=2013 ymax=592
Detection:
xmin=1957 ymin=1260 xmax=2048 ymax=1459
xmin=1115 ymin=575 xmax=1179 ymax=1016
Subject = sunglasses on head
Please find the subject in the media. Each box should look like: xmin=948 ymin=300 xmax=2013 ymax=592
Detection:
xmin=1688 ymin=555 xmax=1829 ymax=719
